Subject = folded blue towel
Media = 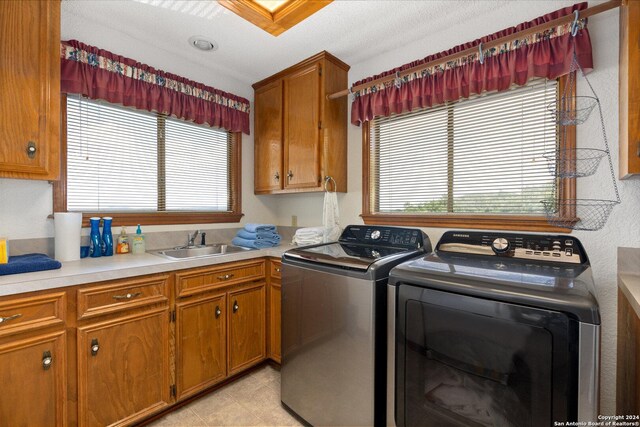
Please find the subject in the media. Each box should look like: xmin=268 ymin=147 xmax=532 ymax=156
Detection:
xmin=237 ymin=229 xmax=282 ymax=242
xmin=0 ymin=253 xmax=62 ymax=276
xmin=232 ymin=237 xmax=278 ymax=249
xmin=243 ymin=223 xmax=276 ymax=233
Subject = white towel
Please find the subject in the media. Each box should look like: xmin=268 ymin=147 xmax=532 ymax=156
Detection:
xmin=293 ymin=226 xmax=324 ymax=246
xmin=323 ymin=190 xmax=341 ymax=243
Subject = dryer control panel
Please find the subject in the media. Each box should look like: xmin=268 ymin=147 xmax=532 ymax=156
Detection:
xmin=436 ymin=231 xmax=588 ymax=265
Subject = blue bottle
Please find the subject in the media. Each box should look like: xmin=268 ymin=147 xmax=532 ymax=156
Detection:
xmin=102 ymin=217 xmax=113 ymax=256
xmin=89 ymin=217 xmax=102 ymax=258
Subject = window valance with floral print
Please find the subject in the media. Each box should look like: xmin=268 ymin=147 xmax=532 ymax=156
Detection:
xmin=351 ymin=2 xmax=593 ymax=125
xmin=60 ymin=40 xmax=250 ymax=135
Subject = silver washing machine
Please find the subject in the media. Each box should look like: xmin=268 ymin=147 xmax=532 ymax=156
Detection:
xmin=387 ymin=231 xmax=600 ymax=426
xmin=281 ymin=225 xmax=431 ymax=426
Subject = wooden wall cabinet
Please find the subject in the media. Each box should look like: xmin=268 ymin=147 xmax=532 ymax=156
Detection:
xmin=0 ymin=0 xmax=60 ymax=180
xmin=253 ymin=51 xmax=350 ymax=194
xmin=0 ymin=292 xmax=67 ymax=426
xmin=619 ymin=0 xmax=640 ymax=178
xmin=617 ymin=288 xmax=640 ymax=415
xmin=76 ymin=275 xmax=171 ymax=427
xmin=267 ymin=258 xmax=282 ymax=363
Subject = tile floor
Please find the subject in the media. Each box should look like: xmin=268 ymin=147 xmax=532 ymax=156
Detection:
xmin=149 ymin=365 xmax=303 ymax=426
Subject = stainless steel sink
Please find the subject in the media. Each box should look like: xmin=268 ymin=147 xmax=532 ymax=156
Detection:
xmin=151 ymin=244 xmax=252 ymax=260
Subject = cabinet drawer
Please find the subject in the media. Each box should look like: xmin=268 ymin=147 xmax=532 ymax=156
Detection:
xmin=0 ymin=292 xmax=65 ymax=338
xmin=270 ymin=259 xmax=282 ymax=280
xmin=176 ymin=260 xmax=265 ymax=297
xmin=77 ymin=274 xmax=170 ymax=320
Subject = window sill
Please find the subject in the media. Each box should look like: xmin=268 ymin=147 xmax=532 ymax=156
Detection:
xmin=51 ymin=212 xmax=244 ymax=227
xmin=360 ymin=213 xmax=572 ymax=233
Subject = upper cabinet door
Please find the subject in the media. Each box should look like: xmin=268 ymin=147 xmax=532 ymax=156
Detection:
xmin=254 ymin=80 xmax=283 ymax=193
xmin=283 ymin=63 xmax=321 ymax=190
xmin=0 ymin=0 xmax=60 ymax=180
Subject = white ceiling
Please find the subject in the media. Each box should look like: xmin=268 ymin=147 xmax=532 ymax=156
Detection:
xmin=61 ymin=0 xmax=584 ymax=89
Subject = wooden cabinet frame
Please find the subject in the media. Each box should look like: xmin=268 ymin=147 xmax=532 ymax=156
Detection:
xmin=0 ymin=257 xmax=280 ymax=426
xmin=253 ymin=51 xmax=349 ymax=194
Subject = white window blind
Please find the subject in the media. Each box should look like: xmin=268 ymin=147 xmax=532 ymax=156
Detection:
xmin=66 ymin=96 xmax=232 ymax=213
xmin=369 ymin=79 xmax=559 ymax=215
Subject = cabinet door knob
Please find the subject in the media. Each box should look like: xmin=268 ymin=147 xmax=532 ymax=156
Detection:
xmin=287 ymin=171 xmax=293 ymax=181
xmin=217 ymin=273 xmax=234 ymax=281
xmin=233 ymin=301 xmax=239 ymax=313
xmin=112 ymin=292 xmax=142 ymax=300
xmin=42 ymin=351 xmax=52 ymax=370
xmin=26 ymin=141 xmax=37 ymax=159
xmin=215 ymin=306 xmax=221 ymax=318
xmin=91 ymin=338 xmax=100 ymax=356
xmin=274 ymin=172 xmax=280 ymax=181
xmin=275 ymin=267 xmax=281 ymax=272
xmin=0 ymin=313 xmax=22 ymax=324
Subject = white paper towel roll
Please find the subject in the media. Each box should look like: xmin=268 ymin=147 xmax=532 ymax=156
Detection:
xmin=54 ymin=212 xmax=82 ymax=262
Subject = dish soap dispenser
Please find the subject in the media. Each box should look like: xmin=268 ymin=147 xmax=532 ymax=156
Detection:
xmin=116 ymin=226 xmax=130 ymax=254
xmin=132 ymin=224 xmax=146 ymax=255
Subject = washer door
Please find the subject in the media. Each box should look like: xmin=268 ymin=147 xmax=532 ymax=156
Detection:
xmin=395 ymin=284 xmax=579 ymax=427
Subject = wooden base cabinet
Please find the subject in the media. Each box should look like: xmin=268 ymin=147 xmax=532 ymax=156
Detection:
xmin=617 ymin=288 xmax=640 ymax=415
xmin=267 ymin=259 xmax=282 ymax=363
xmin=253 ymin=51 xmax=349 ymax=194
xmin=175 ymin=292 xmax=227 ymax=400
xmin=0 ymin=330 xmax=67 ymax=427
xmin=77 ymin=307 xmax=171 ymax=427
xmin=228 ymin=283 xmax=266 ymax=375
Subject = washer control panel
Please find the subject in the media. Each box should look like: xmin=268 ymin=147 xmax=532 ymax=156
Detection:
xmin=436 ymin=231 xmax=587 ymax=265
xmin=339 ymin=225 xmax=428 ymax=249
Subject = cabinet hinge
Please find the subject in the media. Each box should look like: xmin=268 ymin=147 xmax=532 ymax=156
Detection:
xmin=170 ymin=310 xmax=176 ymax=323
xmin=319 ymin=66 xmax=322 ymax=76
xmin=170 ymin=384 xmax=177 ymax=398
xmin=318 ymin=121 xmax=322 ymax=129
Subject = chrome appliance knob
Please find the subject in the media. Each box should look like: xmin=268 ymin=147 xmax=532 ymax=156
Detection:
xmin=492 ymin=237 xmax=510 ymax=253
xmin=370 ymin=230 xmax=381 ymax=240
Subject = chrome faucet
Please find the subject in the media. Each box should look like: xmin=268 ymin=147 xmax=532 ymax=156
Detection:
xmin=187 ymin=230 xmax=200 ymax=247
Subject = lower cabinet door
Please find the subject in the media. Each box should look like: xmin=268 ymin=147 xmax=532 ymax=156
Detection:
xmin=0 ymin=330 xmax=66 ymax=427
xmin=228 ymin=282 xmax=266 ymax=375
xmin=77 ymin=307 xmax=170 ymax=427
xmin=176 ymin=293 xmax=227 ymax=400
xmin=269 ymin=283 xmax=282 ymax=363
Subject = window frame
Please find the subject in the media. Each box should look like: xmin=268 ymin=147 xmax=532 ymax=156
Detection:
xmin=361 ymin=75 xmax=576 ymax=232
xmin=53 ymin=95 xmax=243 ymax=226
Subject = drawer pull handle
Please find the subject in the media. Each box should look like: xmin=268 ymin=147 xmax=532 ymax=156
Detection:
xmin=42 ymin=351 xmax=52 ymax=370
xmin=0 ymin=313 xmax=22 ymax=324
xmin=215 ymin=306 xmax=221 ymax=318
xmin=91 ymin=339 xmax=99 ymax=356
xmin=112 ymin=292 xmax=142 ymax=300
xmin=233 ymin=300 xmax=239 ymax=313
xmin=217 ymin=274 xmax=234 ymax=281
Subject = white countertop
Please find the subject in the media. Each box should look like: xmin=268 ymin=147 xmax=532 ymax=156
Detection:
xmin=0 ymin=245 xmax=294 ymax=297
xmin=619 ymin=273 xmax=640 ymax=319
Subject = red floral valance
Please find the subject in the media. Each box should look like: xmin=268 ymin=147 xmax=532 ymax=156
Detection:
xmin=60 ymin=40 xmax=250 ymax=135
xmin=351 ymin=2 xmax=593 ymax=125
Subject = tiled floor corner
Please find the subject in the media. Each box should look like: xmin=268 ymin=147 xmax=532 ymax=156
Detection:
xmin=149 ymin=365 xmax=303 ymax=427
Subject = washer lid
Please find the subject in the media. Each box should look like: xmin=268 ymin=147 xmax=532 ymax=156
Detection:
xmin=390 ymin=252 xmax=600 ymax=324
xmin=284 ymin=242 xmax=411 ymax=271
